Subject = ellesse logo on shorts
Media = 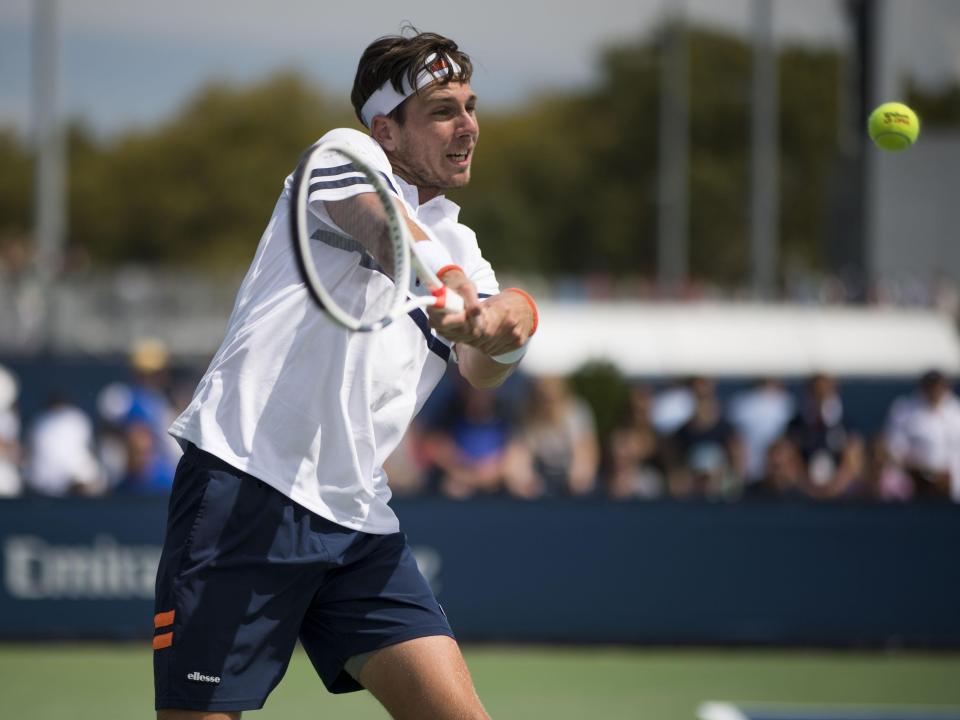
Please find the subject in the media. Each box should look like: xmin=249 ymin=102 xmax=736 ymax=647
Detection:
xmin=186 ymin=671 xmax=221 ymax=684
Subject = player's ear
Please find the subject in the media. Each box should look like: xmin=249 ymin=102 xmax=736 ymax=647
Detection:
xmin=371 ymin=116 xmax=399 ymax=151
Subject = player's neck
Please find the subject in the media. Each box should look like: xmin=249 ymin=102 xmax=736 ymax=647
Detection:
xmin=417 ymin=186 xmax=441 ymax=204
xmin=389 ymin=166 xmax=442 ymax=205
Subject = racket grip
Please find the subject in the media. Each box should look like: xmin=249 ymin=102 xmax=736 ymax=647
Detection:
xmin=445 ymin=288 xmax=464 ymax=313
xmin=431 ymin=285 xmax=464 ymax=313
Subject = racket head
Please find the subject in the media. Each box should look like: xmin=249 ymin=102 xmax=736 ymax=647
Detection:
xmin=289 ymin=140 xmax=411 ymax=332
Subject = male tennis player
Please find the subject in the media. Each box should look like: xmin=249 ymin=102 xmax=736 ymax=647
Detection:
xmin=153 ymin=30 xmax=537 ymax=720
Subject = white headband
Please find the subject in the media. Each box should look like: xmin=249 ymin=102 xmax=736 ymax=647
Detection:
xmin=360 ymin=52 xmax=462 ymax=128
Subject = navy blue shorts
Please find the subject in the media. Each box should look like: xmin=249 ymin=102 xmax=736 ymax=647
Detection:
xmin=153 ymin=444 xmax=453 ymax=713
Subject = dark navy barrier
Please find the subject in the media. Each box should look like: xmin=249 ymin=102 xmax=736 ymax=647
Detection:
xmin=1 ymin=497 xmax=958 ymax=646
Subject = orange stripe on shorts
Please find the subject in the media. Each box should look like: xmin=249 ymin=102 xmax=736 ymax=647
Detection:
xmin=153 ymin=632 xmax=173 ymax=650
xmin=154 ymin=610 xmax=175 ymax=629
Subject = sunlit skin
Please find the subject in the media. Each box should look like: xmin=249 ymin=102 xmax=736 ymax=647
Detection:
xmin=369 ymin=79 xmax=533 ymax=389
xmin=371 ymin=81 xmax=478 ymax=204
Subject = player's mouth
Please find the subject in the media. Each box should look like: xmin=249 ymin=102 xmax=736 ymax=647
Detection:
xmin=446 ymin=149 xmax=472 ymax=167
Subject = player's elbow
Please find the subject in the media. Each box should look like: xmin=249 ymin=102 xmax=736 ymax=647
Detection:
xmin=461 ymin=365 xmax=514 ymax=390
xmin=458 ymin=348 xmax=515 ymax=389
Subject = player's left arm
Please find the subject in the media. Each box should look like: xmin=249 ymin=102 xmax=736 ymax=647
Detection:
xmin=430 ymin=280 xmax=538 ymax=389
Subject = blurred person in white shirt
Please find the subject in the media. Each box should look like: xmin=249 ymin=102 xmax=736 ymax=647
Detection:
xmin=885 ymin=370 xmax=960 ymax=502
xmin=650 ymin=377 xmax=696 ymax=435
xmin=0 ymin=364 xmax=22 ymax=496
xmin=727 ymin=378 xmax=795 ymax=487
xmin=26 ymin=394 xmax=105 ymax=497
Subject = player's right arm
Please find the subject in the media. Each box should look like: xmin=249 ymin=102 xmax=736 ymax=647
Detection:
xmin=323 ymin=193 xmax=395 ymax=272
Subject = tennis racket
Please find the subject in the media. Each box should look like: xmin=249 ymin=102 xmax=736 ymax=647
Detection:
xmin=289 ymin=140 xmax=463 ymax=332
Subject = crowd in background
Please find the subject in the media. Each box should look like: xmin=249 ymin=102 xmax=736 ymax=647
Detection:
xmin=388 ymin=369 xmax=960 ymax=503
xmin=1 ymin=341 xmax=959 ymax=504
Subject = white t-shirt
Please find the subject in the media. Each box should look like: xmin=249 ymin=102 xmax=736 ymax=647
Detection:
xmin=885 ymin=391 xmax=960 ymax=501
xmin=27 ymin=405 xmax=102 ymax=496
xmin=170 ymin=129 xmax=499 ymax=533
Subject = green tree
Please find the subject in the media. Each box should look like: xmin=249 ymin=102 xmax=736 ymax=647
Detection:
xmin=69 ymin=72 xmax=354 ymax=267
xmin=0 ymin=24 xmax=852 ymax=286
xmin=0 ymin=130 xmax=32 ymax=239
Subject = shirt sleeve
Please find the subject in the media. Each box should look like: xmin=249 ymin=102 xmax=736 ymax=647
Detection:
xmin=305 ymin=129 xmax=399 ymax=208
xmin=443 ymin=223 xmax=500 ymax=298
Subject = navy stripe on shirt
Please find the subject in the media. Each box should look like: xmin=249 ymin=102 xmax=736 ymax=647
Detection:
xmin=309 ymin=176 xmax=370 ymax=192
xmin=309 ymin=166 xmax=398 ymax=196
xmin=311 ymin=163 xmax=356 ymax=177
xmin=407 ymin=308 xmax=451 ymax=362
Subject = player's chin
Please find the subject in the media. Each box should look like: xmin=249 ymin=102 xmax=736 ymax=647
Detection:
xmin=443 ymin=167 xmax=472 ymax=188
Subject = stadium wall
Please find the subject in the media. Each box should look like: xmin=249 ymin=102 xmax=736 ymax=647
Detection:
xmin=1 ymin=497 xmax=957 ymax=646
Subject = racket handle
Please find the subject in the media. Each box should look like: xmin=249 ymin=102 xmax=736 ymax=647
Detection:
xmin=431 ymin=285 xmax=464 ymax=313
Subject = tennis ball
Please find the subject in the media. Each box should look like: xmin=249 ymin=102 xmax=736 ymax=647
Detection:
xmin=868 ymin=102 xmax=920 ymax=151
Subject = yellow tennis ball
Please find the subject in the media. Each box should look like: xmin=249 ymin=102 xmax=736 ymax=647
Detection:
xmin=868 ymin=102 xmax=920 ymax=151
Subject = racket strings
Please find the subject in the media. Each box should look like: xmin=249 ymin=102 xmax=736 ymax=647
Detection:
xmin=300 ymin=146 xmax=408 ymax=328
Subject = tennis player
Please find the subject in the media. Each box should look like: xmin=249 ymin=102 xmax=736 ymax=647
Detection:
xmin=153 ymin=30 xmax=537 ymax=720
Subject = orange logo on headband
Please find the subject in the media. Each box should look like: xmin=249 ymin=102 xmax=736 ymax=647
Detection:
xmin=427 ymin=57 xmax=450 ymax=75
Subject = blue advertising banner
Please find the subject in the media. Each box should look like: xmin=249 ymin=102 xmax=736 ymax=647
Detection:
xmin=1 ymin=497 xmax=958 ymax=645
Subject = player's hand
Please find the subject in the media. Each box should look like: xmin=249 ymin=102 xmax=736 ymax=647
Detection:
xmin=427 ymin=269 xmax=485 ymax=343
xmin=461 ymin=290 xmax=534 ymax=357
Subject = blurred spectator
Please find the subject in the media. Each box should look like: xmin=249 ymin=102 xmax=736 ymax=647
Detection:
xmin=884 ymin=370 xmax=960 ymax=502
xmin=0 ymin=234 xmax=39 ymax=348
xmin=866 ymin=436 xmax=915 ymax=502
xmin=650 ymin=377 xmax=696 ymax=435
xmin=607 ymin=383 xmax=666 ymax=499
xmin=786 ymin=374 xmax=865 ymax=499
xmin=424 ymin=380 xmax=520 ymax=499
xmin=748 ymin=436 xmax=810 ymax=501
xmin=664 ymin=377 xmax=744 ymax=500
xmin=0 ymin=364 xmax=22 ymax=497
xmin=507 ymin=375 xmax=599 ymax=498
xmin=97 ymin=338 xmax=182 ymax=493
xmin=726 ymin=378 xmax=795 ymax=487
xmin=25 ymin=394 xmax=105 ymax=497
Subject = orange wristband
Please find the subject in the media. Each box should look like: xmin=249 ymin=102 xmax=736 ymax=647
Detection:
xmin=504 ymin=287 xmax=538 ymax=336
xmin=436 ymin=264 xmax=464 ymax=280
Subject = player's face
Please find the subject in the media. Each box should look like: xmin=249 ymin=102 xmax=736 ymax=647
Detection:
xmin=386 ymin=82 xmax=479 ymax=202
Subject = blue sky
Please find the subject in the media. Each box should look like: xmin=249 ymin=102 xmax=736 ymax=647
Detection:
xmin=1 ymin=0 xmax=957 ymax=137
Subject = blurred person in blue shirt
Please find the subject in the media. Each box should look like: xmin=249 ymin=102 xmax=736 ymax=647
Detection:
xmin=425 ymin=378 xmax=519 ymax=499
xmin=97 ymin=338 xmax=182 ymax=493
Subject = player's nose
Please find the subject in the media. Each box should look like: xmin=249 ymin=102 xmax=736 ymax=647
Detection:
xmin=457 ymin=109 xmax=478 ymax=138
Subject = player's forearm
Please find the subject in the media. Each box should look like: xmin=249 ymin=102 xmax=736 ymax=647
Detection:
xmin=456 ymin=289 xmax=538 ymax=388
xmin=457 ymin=344 xmax=519 ymax=388
xmin=324 ymin=195 xmax=394 ymax=269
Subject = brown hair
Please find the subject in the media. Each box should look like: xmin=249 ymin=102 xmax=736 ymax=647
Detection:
xmin=351 ymin=28 xmax=473 ymax=126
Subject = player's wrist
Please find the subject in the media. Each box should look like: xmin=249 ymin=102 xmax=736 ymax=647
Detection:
xmin=436 ymin=264 xmax=465 ymax=280
xmin=503 ymin=287 xmax=538 ymax=336
xmin=491 ymin=344 xmax=528 ymax=364
xmin=489 ymin=288 xmax=538 ymax=364
xmin=412 ymin=241 xmax=456 ymax=279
